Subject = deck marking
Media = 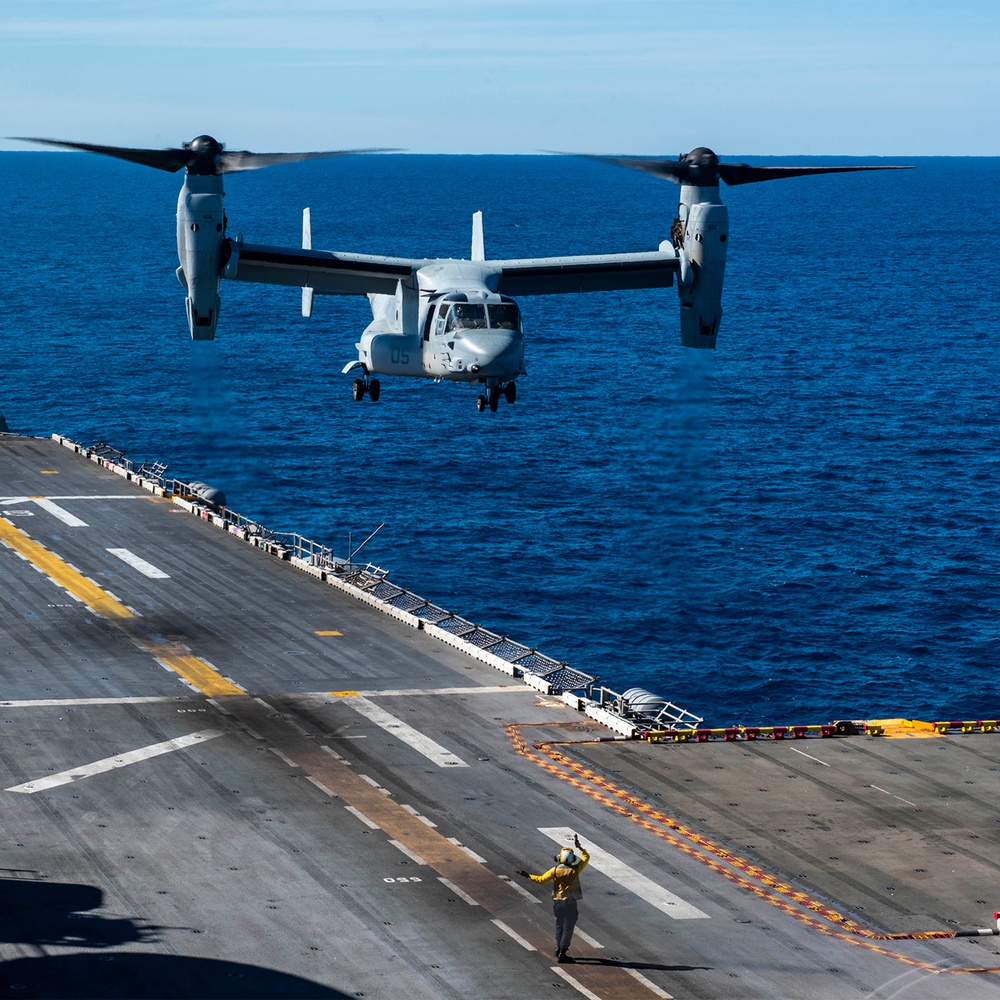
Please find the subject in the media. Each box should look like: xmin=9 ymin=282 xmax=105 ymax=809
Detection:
xmin=573 ymin=928 xmax=604 ymax=949
xmin=491 ymin=920 xmax=536 ymax=952
xmin=107 ymin=548 xmax=170 ymax=579
xmin=305 ymin=775 xmax=335 ymax=796
xmin=388 ymin=839 xmax=426 ymax=865
xmin=345 ymin=805 xmax=379 ymax=830
xmin=336 ymin=695 xmax=468 ymax=768
xmin=438 ymin=877 xmax=481 ymax=906
xmin=269 ymin=748 xmax=300 ymax=768
xmin=315 ymin=630 xmax=343 ymax=636
xmin=787 ymin=747 xmax=830 ymax=766
xmin=623 ymin=968 xmax=673 ymax=998
xmin=316 ymin=685 xmax=527 ymax=699
xmin=447 ymin=838 xmax=487 ymax=863
xmin=551 ymin=968 xmax=602 ymax=1000
xmin=497 ymin=874 xmax=541 ymax=904
xmin=538 ymin=828 xmax=709 ymax=920
xmin=0 ymin=518 xmax=133 ymax=618
xmin=868 ymin=784 xmax=920 ymax=808
xmin=153 ymin=655 xmax=245 ymax=698
xmin=401 ymin=804 xmax=437 ymax=827
xmin=6 ymin=729 xmax=224 ymax=793
xmin=0 ymin=518 xmax=242 ymax=697
xmin=0 ymin=696 xmax=190 ymax=708
xmin=31 ymin=499 xmax=87 ymax=527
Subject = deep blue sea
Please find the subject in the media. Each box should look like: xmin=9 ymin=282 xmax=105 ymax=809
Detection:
xmin=3 ymin=152 xmax=999 ymax=726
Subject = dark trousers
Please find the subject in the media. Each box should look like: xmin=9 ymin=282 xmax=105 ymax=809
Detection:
xmin=553 ymin=898 xmax=578 ymax=954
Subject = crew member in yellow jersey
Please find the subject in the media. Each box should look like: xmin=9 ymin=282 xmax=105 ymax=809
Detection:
xmin=518 ymin=833 xmax=590 ymax=963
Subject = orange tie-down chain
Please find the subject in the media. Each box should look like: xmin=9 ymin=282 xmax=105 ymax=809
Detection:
xmin=505 ymin=723 xmax=1000 ymax=976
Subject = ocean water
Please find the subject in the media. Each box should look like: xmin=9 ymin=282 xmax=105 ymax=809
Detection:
xmin=3 ymin=151 xmax=999 ymax=726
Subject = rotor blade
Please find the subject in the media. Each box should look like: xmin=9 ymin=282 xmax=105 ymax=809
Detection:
xmin=218 ymin=148 xmax=401 ymax=173
xmin=545 ymin=151 xmax=689 ymax=184
xmin=9 ymin=137 xmax=191 ymax=172
xmin=718 ymin=163 xmax=914 ymax=186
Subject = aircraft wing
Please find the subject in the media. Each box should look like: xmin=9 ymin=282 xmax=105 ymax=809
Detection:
xmin=488 ymin=250 xmax=679 ymax=296
xmin=222 ymin=241 xmax=426 ymax=296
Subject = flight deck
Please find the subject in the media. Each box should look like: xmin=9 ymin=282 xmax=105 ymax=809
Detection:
xmin=2 ymin=434 xmax=1000 ymax=999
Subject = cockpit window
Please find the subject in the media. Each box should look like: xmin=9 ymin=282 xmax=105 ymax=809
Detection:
xmin=488 ymin=304 xmax=521 ymax=331
xmin=445 ymin=304 xmax=487 ymax=333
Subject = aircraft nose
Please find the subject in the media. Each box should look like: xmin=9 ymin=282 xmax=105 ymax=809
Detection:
xmin=457 ymin=330 xmax=522 ymax=375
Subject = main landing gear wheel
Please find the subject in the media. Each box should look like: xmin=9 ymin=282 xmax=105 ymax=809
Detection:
xmin=352 ymin=376 xmax=381 ymax=402
xmin=475 ymin=381 xmax=518 ymax=412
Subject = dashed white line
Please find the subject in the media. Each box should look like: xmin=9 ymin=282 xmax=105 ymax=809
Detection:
xmin=358 ymin=773 xmax=392 ymax=795
xmin=491 ymin=919 xmax=536 ymax=952
xmin=338 ymin=696 xmax=468 ymax=768
xmin=388 ymin=840 xmax=426 ymax=865
xmin=306 ymin=775 xmax=335 ymax=796
xmin=551 ymin=967 xmax=602 ymax=999
xmin=623 ymin=968 xmax=673 ymax=998
xmin=438 ymin=877 xmax=481 ymax=906
xmin=344 ymin=805 xmax=379 ymax=830
xmin=496 ymin=874 xmax=540 ymax=904
xmin=538 ymin=828 xmax=709 ymax=920
xmin=106 ymin=548 xmax=170 ymax=579
xmin=573 ymin=928 xmax=604 ymax=949
xmin=401 ymin=804 xmax=437 ymax=827
xmin=787 ymin=746 xmax=830 ymax=766
xmin=6 ymin=729 xmax=224 ymax=793
xmin=447 ymin=837 xmax=486 ymax=863
xmin=269 ymin=748 xmax=300 ymax=768
xmin=32 ymin=499 xmax=88 ymax=527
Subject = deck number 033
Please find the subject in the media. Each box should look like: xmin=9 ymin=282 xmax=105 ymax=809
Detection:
xmin=383 ymin=876 xmax=422 ymax=883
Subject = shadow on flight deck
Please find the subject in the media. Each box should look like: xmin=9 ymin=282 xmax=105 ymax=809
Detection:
xmin=0 ymin=875 xmax=350 ymax=999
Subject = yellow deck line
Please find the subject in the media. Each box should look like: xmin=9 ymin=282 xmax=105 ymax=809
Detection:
xmin=0 ymin=517 xmax=133 ymax=619
xmin=154 ymin=654 xmax=245 ymax=698
xmin=0 ymin=517 xmax=244 ymax=698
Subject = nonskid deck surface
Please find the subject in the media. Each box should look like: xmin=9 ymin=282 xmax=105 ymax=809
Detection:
xmin=1 ymin=435 xmax=999 ymax=999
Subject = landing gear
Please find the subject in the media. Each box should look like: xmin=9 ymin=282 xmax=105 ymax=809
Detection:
xmin=352 ymin=375 xmax=381 ymax=402
xmin=476 ymin=381 xmax=517 ymax=413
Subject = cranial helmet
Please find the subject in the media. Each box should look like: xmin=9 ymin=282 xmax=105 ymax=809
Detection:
xmin=558 ymin=847 xmax=579 ymax=866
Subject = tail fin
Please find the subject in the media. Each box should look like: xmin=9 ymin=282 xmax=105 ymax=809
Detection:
xmin=471 ymin=210 xmax=485 ymax=262
xmin=301 ymin=207 xmax=314 ymax=318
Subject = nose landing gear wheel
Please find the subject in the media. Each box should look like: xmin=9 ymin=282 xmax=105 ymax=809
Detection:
xmin=476 ymin=394 xmax=487 ymax=412
xmin=488 ymin=387 xmax=500 ymax=412
xmin=352 ymin=379 xmax=366 ymax=402
xmin=368 ymin=379 xmax=381 ymax=402
xmin=503 ymin=382 xmax=517 ymax=404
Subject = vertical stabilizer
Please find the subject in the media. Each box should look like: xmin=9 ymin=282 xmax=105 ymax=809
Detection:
xmin=471 ymin=210 xmax=485 ymax=262
xmin=301 ymin=207 xmax=314 ymax=318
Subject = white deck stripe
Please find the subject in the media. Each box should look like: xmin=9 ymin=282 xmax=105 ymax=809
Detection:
xmin=491 ymin=920 xmax=536 ymax=952
xmin=389 ymin=839 xmax=427 ymax=865
xmin=623 ymin=967 xmax=674 ymax=998
xmin=342 ymin=696 xmax=468 ymax=768
xmin=538 ymin=828 xmax=709 ymax=920
xmin=345 ymin=806 xmax=379 ymax=830
xmin=1 ymin=496 xmax=141 ymax=503
xmin=551 ymin=968 xmax=602 ymax=1000
xmin=0 ymin=696 xmax=187 ymax=708
xmin=496 ymin=874 xmax=540 ymax=904
xmin=6 ymin=729 xmax=224 ymax=793
xmin=32 ymin=499 xmax=87 ymax=527
xmin=447 ymin=838 xmax=487 ymax=863
xmin=107 ymin=548 xmax=170 ymax=579
xmin=311 ymin=685 xmax=526 ymax=699
xmin=438 ymin=877 xmax=481 ymax=906
xmin=573 ymin=928 xmax=604 ymax=949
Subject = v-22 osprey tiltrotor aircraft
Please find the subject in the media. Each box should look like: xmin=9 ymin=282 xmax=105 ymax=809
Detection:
xmin=17 ymin=136 xmax=911 ymax=412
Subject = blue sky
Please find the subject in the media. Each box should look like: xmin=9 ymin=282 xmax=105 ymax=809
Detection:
xmin=2 ymin=0 xmax=998 ymax=156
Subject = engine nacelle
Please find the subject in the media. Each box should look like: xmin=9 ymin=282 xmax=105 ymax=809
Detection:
xmin=359 ymin=331 xmax=423 ymax=377
xmin=676 ymin=187 xmax=728 ymax=349
xmin=176 ymin=174 xmax=225 ymax=340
